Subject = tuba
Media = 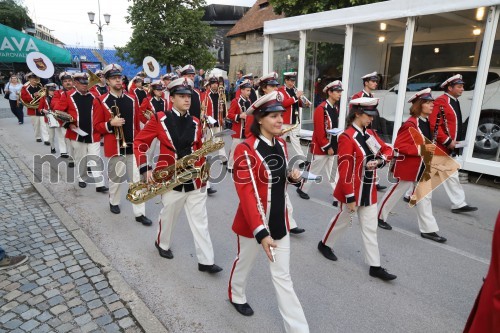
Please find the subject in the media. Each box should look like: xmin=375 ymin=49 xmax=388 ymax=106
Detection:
xmin=126 ymin=139 xmax=225 ymax=204
xmin=20 ymin=81 xmax=45 ymax=109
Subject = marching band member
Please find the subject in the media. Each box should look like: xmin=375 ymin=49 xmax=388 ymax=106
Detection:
xmin=317 ymin=97 xmax=397 ymax=281
xmin=161 ymin=73 xmax=172 ymax=110
xmin=38 ymin=83 xmax=67 ymax=156
xmin=131 ymin=76 xmax=148 ymax=107
xmin=430 ymin=74 xmax=478 ymax=214
xmin=62 ymin=73 xmax=108 ymax=193
xmin=52 ymin=71 xmax=74 ymax=161
xmin=179 ymin=65 xmax=202 ymax=120
xmin=235 ymin=73 xmax=257 ymax=103
xmin=127 ymin=70 xmax=145 ymax=92
xmin=228 ymin=91 xmax=309 ymax=332
xmin=226 ymin=79 xmax=252 ymax=172
xmin=133 ymin=77 xmax=222 ymax=273
xmin=89 ymin=69 xmax=108 ymax=97
xmin=297 ymin=80 xmax=342 ymax=203
xmin=201 ymin=74 xmax=228 ymax=161
xmin=377 ymin=88 xmax=447 ymax=241
xmin=93 ymin=64 xmax=153 ymax=227
xmin=351 ymin=72 xmax=386 ymax=191
xmin=20 ymin=72 xmax=50 ymax=145
xmin=278 ymin=71 xmax=309 ymax=159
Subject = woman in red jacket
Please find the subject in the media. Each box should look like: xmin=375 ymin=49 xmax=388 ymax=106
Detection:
xmin=318 ymin=97 xmax=397 ymax=281
xmin=228 ymin=91 xmax=309 ymax=332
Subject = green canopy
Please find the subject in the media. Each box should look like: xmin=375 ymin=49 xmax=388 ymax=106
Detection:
xmin=0 ymin=23 xmax=71 ymax=64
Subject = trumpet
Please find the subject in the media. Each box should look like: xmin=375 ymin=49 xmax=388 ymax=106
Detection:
xmin=280 ymin=123 xmax=299 ymax=136
xmin=293 ymin=86 xmax=311 ymax=107
xmin=20 ymin=82 xmax=45 ymax=109
xmin=110 ymin=101 xmax=127 ymax=148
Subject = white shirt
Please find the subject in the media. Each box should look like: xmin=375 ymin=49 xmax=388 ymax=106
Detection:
xmin=6 ymin=82 xmax=23 ymax=101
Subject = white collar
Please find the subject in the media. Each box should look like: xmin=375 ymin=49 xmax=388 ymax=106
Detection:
xmin=352 ymin=123 xmax=366 ymax=133
xmin=259 ymin=134 xmax=275 ymax=146
xmin=153 ymin=96 xmax=161 ymax=101
xmin=109 ymin=90 xmax=123 ymax=98
xmin=445 ymin=92 xmax=458 ymax=102
xmin=363 ymin=89 xmax=372 ymax=96
xmin=326 ymin=99 xmax=336 ymax=108
xmin=172 ymin=108 xmax=188 ymax=118
xmin=418 ymin=116 xmax=429 ymax=122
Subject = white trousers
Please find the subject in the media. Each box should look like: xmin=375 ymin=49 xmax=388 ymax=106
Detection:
xmin=281 ymin=124 xmax=303 ymax=158
xmin=70 ymin=141 xmax=105 ymax=187
xmin=286 ymin=193 xmax=298 ymax=229
xmin=300 ymin=154 xmax=337 ymax=194
xmin=228 ymin=138 xmax=244 ymax=170
xmin=378 ymin=180 xmax=439 ymax=233
xmin=108 ymin=155 xmax=145 ymax=217
xmin=322 ymin=204 xmax=380 ymax=267
xmin=30 ymin=116 xmax=49 ymax=141
xmin=157 ymin=188 xmax=214 ymax=265
xmin=441 ymin=171 xmax=467 ymax=209
xmin=48 ymin=127 xmax=67 ymax=154
xmin=228 ymin=234 xmax=309 ymax=333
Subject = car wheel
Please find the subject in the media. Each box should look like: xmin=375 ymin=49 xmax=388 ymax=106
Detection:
xmin=474 ymin=117 xmax=500 ymax=154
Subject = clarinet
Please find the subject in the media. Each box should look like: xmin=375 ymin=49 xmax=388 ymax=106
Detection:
xmin=243 ymin=151 xmax=276 ymax=262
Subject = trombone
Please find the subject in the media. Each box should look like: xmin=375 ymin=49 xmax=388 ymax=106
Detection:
xmin=110 ymin=101 xmax=128 ymax=148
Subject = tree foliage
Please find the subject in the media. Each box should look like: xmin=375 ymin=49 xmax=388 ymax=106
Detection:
xmin=269 ymin=0 xmax=385 ymax=16
xmin=0 ymin=0 xmax=33 ymax=31
xmin=116 ymin=0 xmax=216 ymax=70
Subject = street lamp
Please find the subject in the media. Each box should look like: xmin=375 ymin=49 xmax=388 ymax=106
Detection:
xmin=87 ymin=0 xmax=110 ymax=50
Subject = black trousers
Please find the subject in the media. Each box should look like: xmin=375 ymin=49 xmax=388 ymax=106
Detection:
xmin=9 ymin=99 xmax=24 ymax=123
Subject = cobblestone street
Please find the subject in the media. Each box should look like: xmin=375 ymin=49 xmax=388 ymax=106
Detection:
xmin=0 ymin=144 xmax=144 ymax=333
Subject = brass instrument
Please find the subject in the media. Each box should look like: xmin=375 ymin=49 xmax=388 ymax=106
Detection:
xmin=218 ymin=77 xmax=230 ymax=128
xmin=47 ymin=110 xmax=74 ymax=123
xmin=19 ymin=82 xmax=45 ymax=109
xmin=110 ymin=101 xmax=128 ymax=148
xmin=86 ymin=69 xmax=101 ymax=89
xmin=280 ymin=122 xmax=299 ymax=136
xmin=126 ymin=139 xmax=225 ymax=204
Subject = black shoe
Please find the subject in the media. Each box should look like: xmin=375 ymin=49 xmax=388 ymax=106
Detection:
xmin=96 ymin=186 xmax=109 ymax=193
xmin=155 ymin=242 xmax=173 ymax=259
xmin=369 ymin=266 xmax=397 ymax=281
xmin=332 ymin=200 xmax=338 ymax=207
xmin=403 ymin=196 xmax=410 ymax=203
xmin=296 ymin=188 xmax=310 ymax=200
xmin=376 ymin=184 xmax=387 ymax=191
xmin=198 ymin=263 xmax=223 ymax=274
xmin=421 ymin=232 xmax=447 ymax=243
xmin=100 ymin=142 xmax=104 ymax=146
xmin=317 ymin=241 xmax=337 ymax=261
xmin=136 ymin=215 xmax=152 ymax=226
xmin=51 ymin=148 xmax=56 ymax=154
xmin=36 ymin=138 xmax=42 ymax=142
xmin=68 ymin=162 xmax=75 ymax=168
xmin=207 ymin=187 xmax=217 ymax=195
xmin=227 ymin=168 xmax=233 ymax=174
xmin=60 ymin=153 xmax=69 ymax=159
xmin=109 ymin=204 xmax=120 ymax=214
xmin=44 ymin=141 xmax=50 ymax=146
xmin=78 ymin=181 xmax=87 ymax=188
xmin=230 ymin=302 xmax=254 ymax=316
xmin=378 ymin=219 xmax=392 ymax=230
xmin=289 ymin=227 xmax=305 ymax=234
xmin=451 ymin=205 xmax=478 ymax=214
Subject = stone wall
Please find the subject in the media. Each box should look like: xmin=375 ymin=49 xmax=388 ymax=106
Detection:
xmin=227 ymin=32 xmax=264 ymax=84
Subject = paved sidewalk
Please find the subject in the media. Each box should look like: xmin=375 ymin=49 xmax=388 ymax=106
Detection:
xmin=0 ymin=143 xmax=143 ymax=332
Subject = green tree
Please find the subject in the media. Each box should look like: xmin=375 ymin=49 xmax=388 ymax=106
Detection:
xmin=0 ymin=0 xmax=33 ymax=31
xmin=269 ymin=0 xmax=384 ymax=16
xmin=116 ymin=0 xmax=216 ymax=70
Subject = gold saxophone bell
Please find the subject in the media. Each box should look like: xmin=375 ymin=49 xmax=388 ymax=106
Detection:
xmin=127 ymin=139 xmax=224 ymax=204
xmin=86 ymin=69 xmax=101 ymax=89
xmin=110 ymin=101 xmax=127 ymax=148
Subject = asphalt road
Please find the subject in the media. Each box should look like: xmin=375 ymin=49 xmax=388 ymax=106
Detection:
xmin=0 ymin=112 xmax=497 ymax=333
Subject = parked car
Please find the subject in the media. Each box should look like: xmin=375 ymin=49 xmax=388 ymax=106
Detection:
xmin=373 ymin=67 xmax=500 ymax=155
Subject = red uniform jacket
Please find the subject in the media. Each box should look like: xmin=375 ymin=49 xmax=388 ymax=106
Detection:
xmin=278 ymin=86 xmax=303 ymax=125
xmin=93 ymin=92 xmax=141 ymax=157
xmin=90 ymin=85 xmax=109 ymax=97
xmin=52 ymin=89 xmax=72 ymax=111
xmin=133 ymin=110 xmax=205 ymax=189
xmin=20 ymin=83 xmax=42 ymax=116
xmin=62 ymin=90 xmax=101 ymax=143
xmin=310 ymin=100 xmax=339 ymax=155
xmin=334 ymin=126 xmax=392 ymax=206
xmin=139 ymin=96 xmax=169 ymax=124
xmin=201 ymin=89 xmax=226 ymax=125
xmin=37 ymin=95 xmax=58 ymax=125
xmin=235 ymin=87 xmax=258 ymax=104
xmin=430 ymin=94 xmax=460 ymax=154
xmin=392 ymin=117 xmax=426 ymax=182
xmin=464 ymin=212 xmax=500 ymax=333
xmin=231 ymin=135 xmax=291 ymax=239
xmin=227 ymin=96 xmax=251 ymax=139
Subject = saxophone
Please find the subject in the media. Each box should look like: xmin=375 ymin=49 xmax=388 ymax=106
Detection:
xmin=126 ymin=139 xmax=225 ymax=204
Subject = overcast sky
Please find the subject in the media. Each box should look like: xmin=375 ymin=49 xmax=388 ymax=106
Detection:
xmin=22 ymin=0 xmax=257 ymax=48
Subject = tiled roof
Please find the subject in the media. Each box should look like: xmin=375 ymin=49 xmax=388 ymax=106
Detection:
xmin=226 ymin=0 xmax=283 ymax=37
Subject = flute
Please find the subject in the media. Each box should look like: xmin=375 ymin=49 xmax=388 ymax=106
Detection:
xmin=243 ymin=151 xmax=276 ymax=262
